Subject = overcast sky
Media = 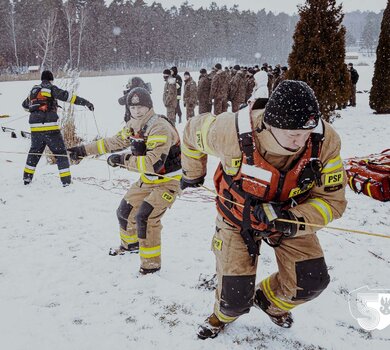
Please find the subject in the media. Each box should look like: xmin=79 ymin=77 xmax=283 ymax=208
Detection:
xmin=144 ymin=0 xmax=386 ymax=14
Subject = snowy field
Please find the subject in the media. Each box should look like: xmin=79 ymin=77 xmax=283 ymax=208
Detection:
xmin=0 ymin=63 xmax=389 ymax=350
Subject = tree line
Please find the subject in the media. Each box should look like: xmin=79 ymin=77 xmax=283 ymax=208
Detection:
xmin=0 ymin=0 xmax=383 ymax=74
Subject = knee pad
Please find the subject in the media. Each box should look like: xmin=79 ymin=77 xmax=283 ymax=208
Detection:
xmin=220 ymin=275 xmax=256 ymax=317
xmin=116 ymin=199 xmax=133 ymax=230
xmin=135 ymin=201 xmax=154 ymax=239
xmin=293 ymin=257 xmax=330 ymax=301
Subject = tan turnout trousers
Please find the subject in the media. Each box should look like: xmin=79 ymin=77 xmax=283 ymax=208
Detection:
xmin=117 ymin=179 xmax=179 ymax=270
xmin=212 ymin=214 xmax=329 ymax=323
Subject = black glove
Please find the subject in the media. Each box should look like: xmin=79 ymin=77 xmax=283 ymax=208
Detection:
xmin=130 ymin=138 xmax=147 ymax=156
xmin=67 ymin=145 xmax=87 ymax=161
xmin=107 ymin=154 xmax=124 ymax=168
xmin=180 ymin=176 xmax=204 ymax=190
xmin=253 ymin=203 xmax=298 ymax=237
xmin=86 ymin=101 xmax=94 ymax=111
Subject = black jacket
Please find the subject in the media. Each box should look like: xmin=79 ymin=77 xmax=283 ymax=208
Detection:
xmin=350 ymin=68 xmax=359 ymax=85
xmin=22 ymin=80 xmax=90 ymax=126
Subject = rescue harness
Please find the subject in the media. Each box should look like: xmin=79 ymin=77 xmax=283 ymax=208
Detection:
xmin=214 ymin=108 xmax=324 ymax=258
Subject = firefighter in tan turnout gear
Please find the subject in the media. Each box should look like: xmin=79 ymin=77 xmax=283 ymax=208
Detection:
xmin=180 ymin=80 xmax=347 ymax=339
xmin=68 ymin=88 xmax=181 ymax=275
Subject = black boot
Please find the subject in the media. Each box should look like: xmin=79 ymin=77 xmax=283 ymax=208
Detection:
xmin=197 ymin=313 xmax=226 ymax=339
xmin=139 ymin=266 xmax=161 ymax=275
xmin=109 ymin=243 xmax=139 ymax=256
xmin=253 ymin=289 xmax=294 ymax=328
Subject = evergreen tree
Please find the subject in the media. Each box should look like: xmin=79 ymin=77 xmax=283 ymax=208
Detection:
xmin=370 ymin=0 xmax=390 ymax=114
xmin=287 ymin=0 xmax=348 ymax=121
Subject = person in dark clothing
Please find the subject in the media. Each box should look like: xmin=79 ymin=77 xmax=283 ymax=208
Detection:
xmin=22 ymin=70 xmax=94 ymax=187
xmin=170 ymin=66 xmax=182 ymax=123
xmin=348 ymin=63 xmax=359 ymax=107
xmin=118 ymin=77 xmax=151 ymax=122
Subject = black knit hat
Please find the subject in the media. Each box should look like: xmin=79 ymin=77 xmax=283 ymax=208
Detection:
xmin=184 ymin=71 xmax=190 ymax=76
xmin=41 ymin=70 xmax=54 ymax=81
xmin=163 ymin=69 xmax=171 ymax=75
xmin=215 ymin=63 xmax=222 ymax=70
xmin=233 ymin=64 xmax=240 ymax=71
xmin=126 ymin=87 xmax=153 ymax=109
xmin=264 ymin=80 xmax=320 ymax=130
xmin=200 ymin=68 xmax=207 ymax=74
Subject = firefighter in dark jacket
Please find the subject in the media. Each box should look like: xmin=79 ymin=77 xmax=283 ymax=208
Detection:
xmin=171 ymin=66 xmax=183 ymax=123
xmin=22 ymin=70 xmax=94 ymax=186
xmin=181 ymin=80 xmax=347 ymax=339
xmin=68 ymin=88 xmax=181 ymax=275
xmin=348 ymin=63 xmax=359 ymax=107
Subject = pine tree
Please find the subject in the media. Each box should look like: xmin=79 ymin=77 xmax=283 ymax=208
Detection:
xmin=287 ymin=0 xmax=348 ymax=121
xmin=370 ymin=0 xmax=390 ymax=114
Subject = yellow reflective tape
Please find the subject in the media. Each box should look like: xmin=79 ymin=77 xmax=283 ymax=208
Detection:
xmin=40 ymin=91 xmax=51 ymax=97
xmin=324 ymin=171 xmax=343 ymax=186
xmin=181 ymin=143 xmax=205 ymax=159
xmin=200 ymin=115 xmax=216 ymax=155
xmin=141 ymin=174 xmax=181 ymax=184
xmin=120 ymin=128 xmax=132 ymax=140
xmin=30 ymin=125 xmax=60 ymax=132
xmin=96 ymin=139 xmax=107 ymax=155
xmin=70 ymin=95 xmax=77 ymax=104
xmin=147 ymin=135 xmax=167 ymax=143
xmin=139 ymin=245 xmax=161 ymax=258
xmin=137 ymin=156 xmax=146 ymax=173
xmin=214 ymin=306 xmax=238 ymax=323
xmin=308 ymin=198 xmax=333 ymax=225
xmin=59 ymin=171 xmax=71 ymax=178
xmin=213 ymin=237 xmax=223 ymax=251
xmin=225 ymin=166 xmax=239 ymax=176
xmin=322 ymin=156 xmax=343 ymax=174
xmin=24 ymin=167 xmax=35 ymax=174
xmin=366 ymin=183 xmax=372 ymax=197
xmin=162 ymin=192 xmax=174 ymax=202
xmin=120 ymin=232 xmax=138 ymax=244
xmin=261 ymin=278 xmax=295 ymax=311
xmin=231 ymin=158 xmax=242 ymax=168
xmin=349 ymin=175 xmax=354 ymax=190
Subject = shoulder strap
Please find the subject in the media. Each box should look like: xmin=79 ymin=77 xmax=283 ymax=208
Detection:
xmin=235 ymin=106 xmax=255 ymax=165
xmin=310 ymin=119 xmax=325 ymax=158
xmin=141 ymin=114 xmax=159 ymax=135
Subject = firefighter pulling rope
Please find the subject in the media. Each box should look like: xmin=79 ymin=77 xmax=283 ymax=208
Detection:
xmin=0 ymin=149 xmax=388 ymax=239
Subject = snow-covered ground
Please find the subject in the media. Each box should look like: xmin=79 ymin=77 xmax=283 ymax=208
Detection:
xmin=0 ymin=65 xmax=389 ymax=350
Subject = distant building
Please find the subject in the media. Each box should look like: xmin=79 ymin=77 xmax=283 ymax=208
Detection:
xmin=28 ymin=65 xmax=40 ymax=73
xmin=345 ymin=52 xmax=359 ymax=61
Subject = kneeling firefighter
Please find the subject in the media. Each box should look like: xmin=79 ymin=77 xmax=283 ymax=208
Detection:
xmin=180 ymin=80 xmax=347 ymax=339
xmin=68 ymin=88 xmax=181 ymax=274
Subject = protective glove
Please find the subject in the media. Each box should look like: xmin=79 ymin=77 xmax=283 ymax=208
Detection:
xmin=180 ymin=176 xmax=204 ymax=190
xmin=253 ymin=203 xmax=298 ymax=237
xmin=85 ymin=101 xmax=94 ymax=111
xmin=67 ymin=145 xmax=87 ymax=161
xmin=130 ymin=137 xmax=147 ymax=156
xmin=107 ymin=154 xmax=124 ymax=168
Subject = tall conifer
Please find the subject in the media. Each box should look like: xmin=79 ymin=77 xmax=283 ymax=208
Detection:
xmin=370 ymin=0 xmax=390 ymax=114
xmin=287 ymin=0 xmax=348 ymax=121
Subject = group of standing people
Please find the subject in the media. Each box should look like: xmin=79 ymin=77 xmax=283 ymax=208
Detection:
xmin=161 ymin=62 xmax=290 ymax=123
xmin=20 ymin=68 xmax=347 ymax=340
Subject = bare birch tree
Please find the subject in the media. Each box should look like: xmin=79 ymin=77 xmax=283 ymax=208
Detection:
xmin=63 ymin=2 xmax=75 ymax=69
xmin=37 ymin=11 xmax=58 ymax=71
xmin=6 ymin=1 xmax=19 ymax=69
xmin=76 ymin=6 xmax=87 ymax=69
